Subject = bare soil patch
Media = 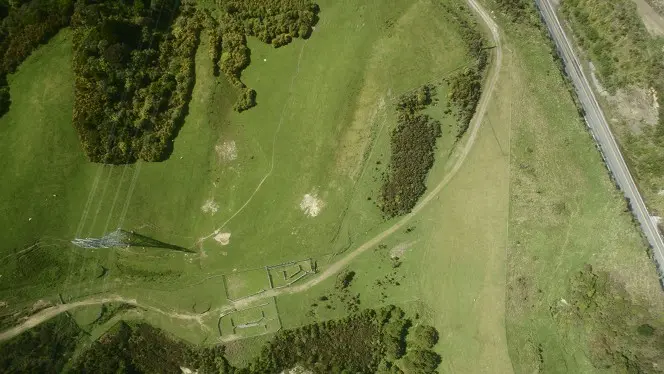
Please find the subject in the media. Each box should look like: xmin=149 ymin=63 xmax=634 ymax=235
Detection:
xmin=609 ymin=86 xmax=659 ymax=133
xmin=389 ymin=241 xmax=416 ymax=259
xmin=201 ymin=199 xmax=219 ymax=215
xmin=216 ymin=140 xmax=238 ymax=162
xmin=633 ymin=0 xmax=664 ymax=36
xmin=214 ymin=231 xmax=231 ymax=245
xmin=299 ymin=193 xmax=324 ymax=217
xmin=30 ymin=300 xmax=51 ymax=312
xmin=590 ymin=62 xmax=657 ymax=134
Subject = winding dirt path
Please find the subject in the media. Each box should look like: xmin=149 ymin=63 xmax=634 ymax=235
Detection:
xmin=232 ymin=0 xmax=502 ymax=309
xmin=0 ymin=0 xmax=502 ymax=342
xmin=0 ymin=295 xmax=210 ymax=342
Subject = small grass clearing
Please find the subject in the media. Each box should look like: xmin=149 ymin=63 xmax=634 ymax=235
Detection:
xmin=224 ymin=269 xmax=270 ymax=301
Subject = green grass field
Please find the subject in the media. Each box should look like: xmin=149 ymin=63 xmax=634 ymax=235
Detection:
xmin=0 ymin=0 xmax=483 ymax=347
xmin=5 ymin=0 xmax=663 ymax=372
xmin=482 ymin=1 xmax=664 ymax=372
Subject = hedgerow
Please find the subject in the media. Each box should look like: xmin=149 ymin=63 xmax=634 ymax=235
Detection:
xmin=441 ymin=1 xmax=489 ymax=139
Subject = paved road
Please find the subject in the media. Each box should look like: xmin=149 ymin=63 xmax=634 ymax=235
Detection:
xmin=536 ymin=0 xmax=664 ymax=276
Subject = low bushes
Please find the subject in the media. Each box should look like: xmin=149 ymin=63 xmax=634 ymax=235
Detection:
xmin=380 ymin=85 xmax=442 ymax=218
xmin=560 ymin=0 xmax=654 ymax=92
xmin=441 ymin=1 xmax=488 ymax=139
xmin=494 ymin=0 xmax=539 ymax=25
xmin=555 ymin=265 xmax=664 ymax=372
xmin=447 ymin=68 xmax=482 ymax=139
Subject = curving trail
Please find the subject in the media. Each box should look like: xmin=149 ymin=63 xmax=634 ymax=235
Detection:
xmin=0 ymin=295 xmax=209 ymax=342
xmin=0 ymin=297 xmax=137 ymax=342
xmin=0 ymin=0 xmax=502 ymax=342
xmin=232 ymin=0 xmax=502 ymax=309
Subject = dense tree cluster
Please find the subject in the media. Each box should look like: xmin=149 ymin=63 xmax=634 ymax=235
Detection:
xmin=380 ymin=85 xmax=442 ymax=218
xmin=73 ymin=321 xmax=196 ymax=373
xmin=0 ymin=75 xmax=9 ymax=117
xmin=218 ymin=0 xmax=318 ymax=46
xmin=70 ymin=0 xmax=318 ymax=162
xmin=2 ymin=305 xmax=441 ymax=374
xmin=410 ymin=325 xmax=439 ymax=350
xmin=249 ymin=305 xmax=440 ymax=374
xmin=0 ymin=314 xmax=82 ymax=373
xmin=555 ymin=264 xmax=664 ymax=373
xmin=0 ymin=0 xmax=73 ymax=117
xmin=211 ymin=0 xmax=319 ymax=111
xmin=206 ymin=16 xmax=223 ymax=76
xmin=0 ymin=0 xmax=320 ymax=162
xmin=250 ymin=308 xmax=384 ymax=373
xmin=233 ymin=87 xmax=257 ymax=112
xmin=71 ymin=0 xmax=202 ymax=164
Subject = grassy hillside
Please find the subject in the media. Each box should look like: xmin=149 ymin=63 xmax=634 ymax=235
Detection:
xmin=561 ymin=0 xmax=654 ymax=91
xmin=559 ymin=0 xmax=664 ymax=224
xmin=271 ymin=1 xmax=515 ymax=371
xmin=483 ymin=0 xmax=664 ymax=372
xmin=11 ymin=1 xmax=664 ymax=373
xmin=0 ymin=0 xmax=489 ymax=355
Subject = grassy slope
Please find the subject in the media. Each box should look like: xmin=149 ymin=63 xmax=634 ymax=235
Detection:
xmin=0 ymin=29 xmax=95 ymax=304
xmin=559 ymin=0 xmax=664 ymax=227
xmin=0 ymin=0 xmax=473 ymax=346
xmin=0 ymin=29 xmax=83 ymax=257
xmin=0 ymin=0 xmax=395 ymax=306
xmin=482 ymin=2 xmax=664 ymax=372
xmin=266 ymin=1 xmax=515 ymax=372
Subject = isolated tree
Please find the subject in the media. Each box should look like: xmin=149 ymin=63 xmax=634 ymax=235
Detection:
xmin=410 ymin=325 xmax=439 ymax=349
xmin=401 ymin=350 xmax=441 ymax=374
